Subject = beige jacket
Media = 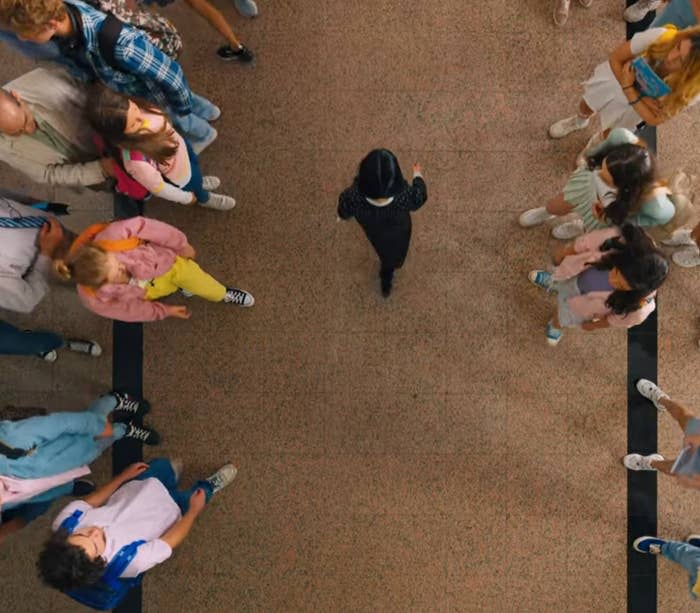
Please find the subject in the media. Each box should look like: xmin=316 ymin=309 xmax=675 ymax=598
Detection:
xmin=0 ymin=67 xmax=105 ymax=188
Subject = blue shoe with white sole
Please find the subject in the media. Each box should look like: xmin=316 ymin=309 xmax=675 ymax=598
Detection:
xmin=633 ymin=536 xmax=666 ymax=554
xmin=546 ymin=320 xmax=563 ymax=346
xmin=528 ymin=270 xmax=553 ymax=292
xmin=687 ymin=535 xmax=700 ymax=548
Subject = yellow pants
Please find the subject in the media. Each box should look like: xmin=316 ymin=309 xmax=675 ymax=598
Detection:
xmin=145 ymin=257 xmax=226 ymax=302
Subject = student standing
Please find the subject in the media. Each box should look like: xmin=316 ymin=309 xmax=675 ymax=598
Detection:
xmin=528 ymin=225 xmax=669 ymax=345
xmin=337 ymin=149 xmax=427 ymax=297
xmin=37 ymin=457 xmax=236 ymax=606
xmin=55 ymin=216 xmax=255 ymax=322
xmin=553 ymin=0 xmax=594 ymax=27
xmin=0 ymin=0 xmax=219 ymax=152
xmin=549 ymin=25 xmax=700 ymax=138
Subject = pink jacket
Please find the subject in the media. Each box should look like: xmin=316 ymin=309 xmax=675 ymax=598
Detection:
xmin=77 ymin=216 xmax=190 ymax=322
xmin=552 ymin=227 xmax=656 ymax=328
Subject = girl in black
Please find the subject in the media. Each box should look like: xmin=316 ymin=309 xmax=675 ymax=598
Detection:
xmin=337 ymin=149 xmax=427 ymax=297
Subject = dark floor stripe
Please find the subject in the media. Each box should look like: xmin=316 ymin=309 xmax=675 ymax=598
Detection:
xmin=112 ymin=195 xmax=144 ymax=613
xmin=626 ymin=5 xmax=659 ymax=610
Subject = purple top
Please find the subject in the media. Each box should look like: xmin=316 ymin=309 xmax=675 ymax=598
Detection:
xmin=577 ymin=268 xmax=614 ymax=295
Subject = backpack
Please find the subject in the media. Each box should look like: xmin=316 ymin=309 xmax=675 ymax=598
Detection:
xmin=93 ymin=134 xmax=152 ymax=201
xmin=59 ymin=509 xmax=146 ymax=611
xmin=85 ymin=0 xmax=182 ymax=60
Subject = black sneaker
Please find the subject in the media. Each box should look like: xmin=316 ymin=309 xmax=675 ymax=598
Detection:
xmin=72 ymin=478 xmax=96 ymax=497
xmin=217 ymin=44 xmax=255 ymax=63
xmin=224 ymin=287 xmax=255 ymax=307
xmin=110 ymin=392 xmax=151 ymax=423
xmin=124 ymin=422 xmax=160 ymax=445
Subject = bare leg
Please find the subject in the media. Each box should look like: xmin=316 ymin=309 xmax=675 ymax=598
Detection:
xmin=579 ymin=99 xmax=595 ymax=119
xmin=650 ymin=458 xmax=675 ymax=475
xmin=552 ymin=312 xmax=561 ymax=328
xmin=546 ymin=193 xmax=575 ymax=216
xmin=658 ymin=397 xmax=696 ymax=432
xmin=184 ymin=0 xmax=243 ymax=48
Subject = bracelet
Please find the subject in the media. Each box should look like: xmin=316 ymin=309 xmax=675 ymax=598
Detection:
xmin=629 ymin=96 xmax=643 ymax=105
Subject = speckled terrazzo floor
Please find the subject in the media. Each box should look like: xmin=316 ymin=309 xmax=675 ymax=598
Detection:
xmin=0 ymin=1 xmax=699 ymax=611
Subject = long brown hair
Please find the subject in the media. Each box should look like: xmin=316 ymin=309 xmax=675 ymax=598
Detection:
xmin=86 ymin=84 xmax=179 ymax=165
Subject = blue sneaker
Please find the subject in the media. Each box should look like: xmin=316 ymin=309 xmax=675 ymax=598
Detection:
xmin=633 ymin=536 xmax=666 ymax=554
xmin=687 ymin=535 xmax=700 ymax=548
xmin=191 ymin=127 xmax=218 ymax=155
xmin=528 ymin=270 xmax=553 ymax=292
xmin=546 ymin=320 xmax=563 ymax=346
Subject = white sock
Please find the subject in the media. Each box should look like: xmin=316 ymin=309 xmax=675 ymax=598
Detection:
xmin=575 ymin=114 xmax=590 ymax=127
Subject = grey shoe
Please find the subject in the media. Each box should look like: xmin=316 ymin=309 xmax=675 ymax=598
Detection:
xmin=519 ymin=207 xmax=555 ymax=227
xmin=206 ymin=463 xmax=238 ymax=494
xmin=552 ymin=219 xmax=584 ymax=240
xmin=673 ymin=247 xmax=700 ymax=268
xmin=202 ymin=176 xmax=221 ymax=191
xmin=624 ymin=0 xmax=663 ymax=22
xmin=234 ymin=0 xmax=258 ymax=17
xmin=200 ymin=193 xmax=236 ymax=211
xmin=549 ymin=115 xmax=589 ymax=139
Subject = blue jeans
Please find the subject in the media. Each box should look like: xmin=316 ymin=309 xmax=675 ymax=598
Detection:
xmin=180 ymin=140 xmax=209 ymax=203
xmin=135 ymin=458 xmax=213 ymax=514
xmin=652 ymin=0 xmax=697 ymax=28
xmin=170 ymin=93 xmax=218 ymax=144
xmin=662 ymin=541 xmax=700 ymax=598
xmin=0 ymin=320 xmax=63 ymax=356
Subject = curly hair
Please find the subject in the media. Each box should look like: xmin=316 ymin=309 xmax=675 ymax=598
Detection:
xmin=37 ymin=530 xmax=106 ymax=591
xmin=0 ymin=0 xmax=66 ymax=33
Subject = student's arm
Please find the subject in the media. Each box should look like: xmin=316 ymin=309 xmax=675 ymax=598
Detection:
xmin=182 ymin=0 xmax=242 ymax=48
xmin=159 ymin=489 xmax=206 ymax=550
xmin=0 ymin=517 xmax=27 ymax=543
xmin=113 ymin=33 xmax=192 ymax=116
xmin=617 ymin=61 xmax=667 ymax=126
xmin=82 ymin=462 xmax=149 ymax=508
xmin=77 ymin=285 xmax=176 ymax=322
xmin=0 ymin=147 xmax=106 ymax=187
xmin=0 ymin=263 xmax=50 ymax=313
xmin=124 ymin=159 xmax=196 ymax=205
xmin=96 ymin=216 xmax=190 ymax=254
xmin=337 ymin=189 xmax=355 ymax=219
xmin=407 ymin=173 xmax=428 ymax=211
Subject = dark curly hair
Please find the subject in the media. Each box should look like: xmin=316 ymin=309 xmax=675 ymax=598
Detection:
xmin=586 ymin=143 xmax=656 ymax=226
xmin=593 ymin=224 xmax=669 ymax=316
xmin=37 ymin=529 xmax=106 ymax=591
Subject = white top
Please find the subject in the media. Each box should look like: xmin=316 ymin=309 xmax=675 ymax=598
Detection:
xmin=365 ymin=196 xmax=394 ymax=207
xmin=53 ymin=477 xmax=181 ymax=578
xmin=0 ymin=197 xmax=50 ymax=313
xmin=629 ymin=27 xmax=667 ymax=56
xmin=592 ymin=172 xmax=618 ymax=209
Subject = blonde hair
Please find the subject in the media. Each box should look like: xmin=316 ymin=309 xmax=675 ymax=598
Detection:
xmin=646 ymin=25 xmax=700 ymax=117
xmin=54 ymin=244 xmax=110 ymax=288
xmin=0 ymin=0 xmax=66 ymax=33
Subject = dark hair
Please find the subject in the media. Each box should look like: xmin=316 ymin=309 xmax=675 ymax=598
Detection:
xmin=356 ymin=149 xmax=408 ymax=199
xmin=586 ymin=143 xmax=655 ymax=226
xmin=0 ymin=439 xmax=33 ymax=459
xmin=593 ymin=224 xmax=669 ymax=316
xmin=37 ymin=530 xmax=106 ymax=591
xmin=86 ymin=84 xmax=179 ymax=165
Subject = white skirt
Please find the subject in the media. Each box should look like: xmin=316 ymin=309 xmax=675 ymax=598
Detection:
xmin=582 ymin=60 xmax=644 ymax=131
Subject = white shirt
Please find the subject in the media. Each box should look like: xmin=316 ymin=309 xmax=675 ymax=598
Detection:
xmin=53 ymin=477 xmax=181 ymax=577
xmin=592 ymin=172 xmax=618 ymax=209
xmin=0 ymin=197 xmax=50 ymax=313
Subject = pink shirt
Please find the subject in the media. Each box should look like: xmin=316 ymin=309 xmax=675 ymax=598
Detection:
xmin=77 ymin=216 xmax=190 ymax=322
xmin=0 ymin=466 xmax=89 ymax=507
xmin=553 ymin=227 xmax=656 ymax=328
xmin=122 ymin=112 xmax=194 ymax=205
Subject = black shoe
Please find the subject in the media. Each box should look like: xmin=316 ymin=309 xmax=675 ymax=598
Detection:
xmin=72 ymin=478 xmax=95 ymax=497
xmin=217 ymin=44 xmax=255 ymax=63
xmin=380 ymin=269 xmax=394 ymax=297
xmin=110 ymin=392 xmax=150 ymax=423
xmin=124 ymin=422 xmax=160 ymax=445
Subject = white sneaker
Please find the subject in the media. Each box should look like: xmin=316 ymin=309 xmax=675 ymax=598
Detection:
xmin=623 ymin=453 xmax=664 ymax=471
xmin=200 ymin=193 xmax=236 ymax=211
xmin=549 ymin=115 xmax=590 ymax=139
xmin=66 ymin=339 xmax=102 ymax=357
xmin=673 ymin=247 xmax=700 ymax=268
xmin=202 ymin=176 xmax=221 ymax=191
xmin=553 ymin=0 xmax=570 ymax=25
xmin=206 ymin=463 xmax=238 ymax=494
xmin=170 ymin=458 xmax=183 ymax=482
xmin=552 ymin=219 xmax=584 ymax=240
xmin=224 ymin=287 xmax=255 ymax=307
xmin=662 ymin=229 xmax=695 ymax=247
xmin=519 ymin=207 xmax=555 ymax=227
xmin=636 ymin=379 xmax=669 ymax=411
xmin=624 ymin=0 xmax=663 ymax=23
xmin=39 ymin=349 xmax=58 ymax=362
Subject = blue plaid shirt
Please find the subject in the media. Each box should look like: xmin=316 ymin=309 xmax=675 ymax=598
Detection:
xmin=61 ymin=0 xmax=192 ymax=115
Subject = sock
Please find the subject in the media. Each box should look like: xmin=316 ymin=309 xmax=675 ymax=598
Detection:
xmin=575 ymin=114 xmax=590 ymax=127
